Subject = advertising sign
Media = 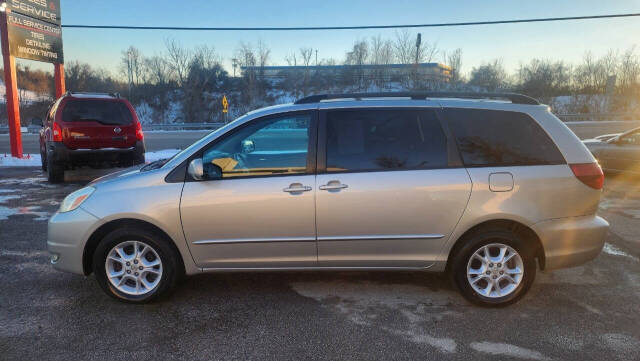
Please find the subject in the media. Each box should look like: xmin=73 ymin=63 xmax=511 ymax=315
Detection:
xmin=6 ymin=0 xmax=61 ymax=25
xmin=6 ymin=11 xmax=63 ymax=63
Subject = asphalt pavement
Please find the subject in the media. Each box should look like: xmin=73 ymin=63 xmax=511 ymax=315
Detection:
xmin=0 ymin=167 xmax=639 ymax=360
xmin=2 ymin=120 xmax=640 ymax=154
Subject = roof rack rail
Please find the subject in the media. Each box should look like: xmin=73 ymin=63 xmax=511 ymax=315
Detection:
xmin=65 ymin=91 xmax=121 ymax=98
xmin=294 ymin=91 xmax=540 ymax=105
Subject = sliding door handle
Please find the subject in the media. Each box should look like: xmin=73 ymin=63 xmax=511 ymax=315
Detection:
xmin=319 ymin=181 xmax=348 ymax=191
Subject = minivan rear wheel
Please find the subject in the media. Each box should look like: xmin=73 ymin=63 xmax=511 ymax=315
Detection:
xmin=93 ymin=227 xmax=181 ymax=303
xmin=451 ymin=230 xmax=536 ymax=307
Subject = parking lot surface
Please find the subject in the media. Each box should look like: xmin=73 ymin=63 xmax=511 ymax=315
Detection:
xmin=0 ymin=167 xmax=639 ymax=360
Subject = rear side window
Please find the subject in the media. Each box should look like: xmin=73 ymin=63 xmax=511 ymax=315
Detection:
xmin=445 ymin=108 xmax=565 ymax=167
xmin=61 ymin=100 xmax=133 ymax=125
xmin=325 ymin=109 xmax=448 ymax=172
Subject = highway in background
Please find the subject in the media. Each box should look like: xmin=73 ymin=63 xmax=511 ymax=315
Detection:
xmin=2 ymin=120 xmax=639 ymax=154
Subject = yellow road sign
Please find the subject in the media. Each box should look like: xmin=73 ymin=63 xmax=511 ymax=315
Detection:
xmin=222 ymin=95 xmax=228 ymax=113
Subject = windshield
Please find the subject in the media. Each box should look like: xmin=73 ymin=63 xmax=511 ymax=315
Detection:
xmin=61 ymin=99 xmax=133 ymax=125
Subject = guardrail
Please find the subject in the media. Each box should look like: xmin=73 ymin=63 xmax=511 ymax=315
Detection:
xmin=142 ymin=122 xmax=225 ymax=131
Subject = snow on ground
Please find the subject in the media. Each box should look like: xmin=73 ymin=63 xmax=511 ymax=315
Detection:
xmin=0 ymin=149 xmax=181 ymax=167
xmin=0 ymin=154 xmax=40 ymax=167
xmin=0 ymin=81 xmax=51 ymax=104
xmin=145 ymin=149 xmax=181 ymax=162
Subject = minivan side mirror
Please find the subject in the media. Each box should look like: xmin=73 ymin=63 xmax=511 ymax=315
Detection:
xmin=188 ymin=158 xmax=223 ymax=181
xmin=188 ymin=159 xmax=205 ymax=180
xmin=31 ymin=118 xmax=43 ymax=127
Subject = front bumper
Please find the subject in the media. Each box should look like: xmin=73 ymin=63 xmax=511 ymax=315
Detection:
xmin=532 ymin=215 xmax=609 ymax=270
xmin=47 ymin=207 xmax=99 ymax=274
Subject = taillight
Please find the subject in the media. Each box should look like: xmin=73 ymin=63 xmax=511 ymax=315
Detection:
xmin=135 ymin=122 xmax=144 ymax=141
xmin=570 ymin=163 xmax=604 ymax=190
xmin=52 ymin=122 xmax=63 ymax=142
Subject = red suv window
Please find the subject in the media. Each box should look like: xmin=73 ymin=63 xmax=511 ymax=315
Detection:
xmin=61 ymin=100 xmax=133 ymax=125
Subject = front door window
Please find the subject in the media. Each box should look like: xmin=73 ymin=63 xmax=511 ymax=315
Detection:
xmin=202 ymin=113 xmax=312 ymax=178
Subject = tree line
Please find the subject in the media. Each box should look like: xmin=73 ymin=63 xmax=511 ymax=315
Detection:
xmin=1 ymin=31 xmax=639 ymax=125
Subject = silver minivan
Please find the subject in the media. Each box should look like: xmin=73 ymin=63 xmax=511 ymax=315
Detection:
xmin=47 ymin=92 xmax=608 ymax=306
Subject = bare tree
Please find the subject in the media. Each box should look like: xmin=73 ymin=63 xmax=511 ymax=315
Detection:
xmin=299 ymin=47 xmax=314 ymax=95
xmin=236 ymin=42 xmax=258 ymax=106
xmin=517 ymin=59 xmax=571 ymax=101
xmin=345 ymin=40 xmax=369 ymax=90
xmin=393 ymin=29 xmax=414 ymax=65
xmin=469 ymin=59 xmax=508 ymax=91
xmin=370 ymin=35 xmax=394 ymax=88
xmin=619 ymin=46 xmax=640 ymax=91
xmin=145 ymin=55 xmax=171 ymax=86
xmin=165 ymin=38 xmax=191 ymax=87
xmin=446 ymin=48 xmax=463 ymax=84
xmin=120 ymin=46 xmax=145 ymax=98
xmin=257 ymin=41 xmax=271 ymax=78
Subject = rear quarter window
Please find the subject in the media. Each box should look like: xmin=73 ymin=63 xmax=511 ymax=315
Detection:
xmin=61 ymin=100 xmax=133 ymax=125
xmin=444 ymin=108 xmax=565 ymax=167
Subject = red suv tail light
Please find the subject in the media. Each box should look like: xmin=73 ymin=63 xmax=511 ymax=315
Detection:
xmin=135 ymin=121 xmax=144 ymax=141
xmin=570 ymin=163 xmax=604 ymax=190
xmin=52 ymin=122 xmax=63 ymax=142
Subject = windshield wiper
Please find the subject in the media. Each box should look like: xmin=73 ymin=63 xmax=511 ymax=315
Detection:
xmin=140 ymin=158 xmax=168 ymax=171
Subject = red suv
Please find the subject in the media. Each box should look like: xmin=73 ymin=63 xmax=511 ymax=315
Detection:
xmin=35 ymin=92 xmax=145 ymax=182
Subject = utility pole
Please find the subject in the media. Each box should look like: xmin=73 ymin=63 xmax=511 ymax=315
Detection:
xmin=414 ymin=33 xmax=422 ymax=89
xmin=232 ymin=58 xmax=238 ymax=77
xmin=415 ymin=33 xmax=421 ymax=65
xmin=315 ymin=49 xmax=318 ymax=66
xmin=127 ymin=49 xmax=133 ymax=98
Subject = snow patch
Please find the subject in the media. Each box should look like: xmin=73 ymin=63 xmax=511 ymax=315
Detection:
xmin=0 ymin=194 xmax=21 ymax=203
xmin=386 ymin=328 xmax=457 ymax=353
xmin=470 ymin=342 xmax=550 ymax=360
xmin=0 ymin=154 xmax=41 ymax=167
xmin=145 ymin=149 xmax=181 ymax=162
xmin=290 ymin=280 xmax=462 ymax=352
xmin=0 ymin=249 xmax=48 ymax=258
xmin=603 ymin=243 xmax=639 ymax=261
xmin=601 ymin=333 xmax=640 ymax=355
xmin=0 ymin=205 xmax=50 ymax=221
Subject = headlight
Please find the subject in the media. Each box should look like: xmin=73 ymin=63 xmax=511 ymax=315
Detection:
xmin=59 ymin=186 xmax=95 ymax=213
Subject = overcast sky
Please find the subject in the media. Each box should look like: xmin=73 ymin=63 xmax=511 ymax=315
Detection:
xmin=18 ymin=0 xmax=640 ymax=77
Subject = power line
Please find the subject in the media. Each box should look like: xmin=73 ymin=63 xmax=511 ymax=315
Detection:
xmin=61 ymin=13 xmax=640 ymax=31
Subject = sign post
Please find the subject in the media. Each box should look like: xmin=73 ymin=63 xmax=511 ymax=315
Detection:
xmin=0 ymin=0 xmax=63 ymax=158
xmin=222 ymin=94 xmax=229 ymax=123
xmin=0 ymin=10 xmax=22 ymax=157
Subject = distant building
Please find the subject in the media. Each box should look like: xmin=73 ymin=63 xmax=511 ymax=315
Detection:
xmin=240 ymin=63 xmax=452 ymax=83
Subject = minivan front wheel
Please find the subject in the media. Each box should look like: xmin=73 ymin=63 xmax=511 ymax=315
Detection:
xmin=452 ymin=230 xmax=536 ymax=307
xmin=93 ymin=227 xmax=180 ymax=303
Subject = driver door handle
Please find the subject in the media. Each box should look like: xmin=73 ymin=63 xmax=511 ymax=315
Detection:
xmin=283 ymin=183 xmax=312 ymax=193
xmin=319 ymin=181 xmax=348 ymax=191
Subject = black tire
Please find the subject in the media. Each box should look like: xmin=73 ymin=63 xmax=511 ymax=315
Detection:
xmin=40 ymin=151 xmax=47 ymax=171
xmin=46 ymin=155 xmax=64 ymax=183
xmin=133 ymin=148 xmax=145 ymax=165
xmin=93 ymin=227 xmax=182 ymax=303
xmin=451 ymin=229 xmax=536 ymax=307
